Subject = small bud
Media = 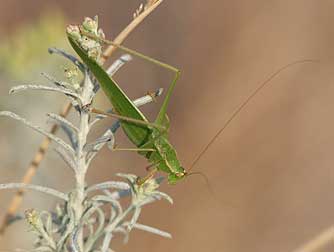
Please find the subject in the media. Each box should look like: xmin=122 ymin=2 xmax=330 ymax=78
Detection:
xmin=64 ymin=67 xmax=78 ymax=80
xmin=94 ymin=15 xmax=99 ymax=24
xmin=98 ymin=28 xmax=105 ymax=40
xmin=25 ymin=209 xmax=38 ymax=225
xmin=139 ymin=3 xmax=144 ymax=12
xmin=55 ymin=204 xmax=63 ymax=217
xmin=88 ymin=47 xmax=102 ymax=63
xmin=66 ymin=25 xmax=81 ymax=41
xmin=80 ymin=37 xmax=102 ymax=62
xmin=25 ymin=209 xmax=44 ymax=232
xmin=134 ymin=177 xmax=160 ymax=202
xmin=81 ymin=37 xmax=99 ymax=51
xmin=141 ymin=178 xmax=160 ymax=192
xmin=82 ymin=16 xmax=98 ymax=34
xmin=64 ymin=67 xmax=81 ymax=90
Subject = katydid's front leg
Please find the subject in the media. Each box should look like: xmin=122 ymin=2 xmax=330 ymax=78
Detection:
xmin=136 ymin=167 xmax=159 ymax=186
xmin=145 ymin=160 xmax=163 ymax=171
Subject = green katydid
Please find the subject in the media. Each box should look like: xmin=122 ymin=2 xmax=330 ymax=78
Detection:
xmin=67 ymin=31 xmax=316 ymax=185
xmin=68 ymin=35 xmax=186 ymax=184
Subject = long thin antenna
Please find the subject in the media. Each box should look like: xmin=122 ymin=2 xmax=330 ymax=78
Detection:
xmin=187 ymin=171 xmax=214 ymax=195
xmin=188 ymin=59 xmax=318 ymax=171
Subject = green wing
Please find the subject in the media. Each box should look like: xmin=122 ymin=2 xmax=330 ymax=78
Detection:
xmin=68 ymin=36 xmax=151 ymax=146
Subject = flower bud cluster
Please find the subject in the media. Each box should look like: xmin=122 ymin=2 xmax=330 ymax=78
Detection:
xmin=67 ymin=16 xmax=105 ymax=64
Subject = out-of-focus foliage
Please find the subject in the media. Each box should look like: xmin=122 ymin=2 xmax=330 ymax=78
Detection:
xmin=0 ymin=12 xmax=68 ymax=79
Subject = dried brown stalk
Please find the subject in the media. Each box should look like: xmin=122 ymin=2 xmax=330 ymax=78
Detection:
xmin=0 ymin=0 xmax=163 ymax=234
xmin=102 ymin=0 xmax=162 ymax=59
xmin=292 ymin=226 xmax=334 ymax=252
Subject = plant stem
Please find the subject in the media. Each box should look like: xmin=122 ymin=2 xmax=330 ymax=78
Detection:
xmin=71 ymin=75 xmax=95 ymax=251
xmin=101 ymin=206 xmax=134 ymax=252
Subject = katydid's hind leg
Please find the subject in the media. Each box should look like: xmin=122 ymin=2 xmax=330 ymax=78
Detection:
xmin=161 ymin=114 xmax=170 ymax=131
xmin=85 ymin=33 xmax=180 ymax=75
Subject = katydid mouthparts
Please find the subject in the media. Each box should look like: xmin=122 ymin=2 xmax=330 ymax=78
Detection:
xmin=67 ymin=26 xmax=317 ymax=185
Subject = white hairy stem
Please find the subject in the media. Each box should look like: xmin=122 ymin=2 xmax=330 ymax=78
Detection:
xmin=102 ymin=206 xmax=134 ymax=251
xmin=71 ymin=71 xmax=95 ymax=251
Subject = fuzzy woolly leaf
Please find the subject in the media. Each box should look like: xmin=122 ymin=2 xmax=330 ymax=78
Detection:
xmin=53 ymin=146 xmax=77 ymax=172
xmin=131 ymin=223 xmax=172 ymax=239
xmin=48 ymin=47 xmax=85 ymax=72
xmin=0 ymin=183 xmax=68 ymax=201
xmin=0 ymin=111 xmax=75 ymax=156
xmin=47 ymin=113 xmax=78 ymax=133
xmin=41 ymin=72 xmax=72 ymax=89
xmin=86 ymin=181 xmax=130 ymax=193
xmin=9 ymin=84 xmax=80 ymax=99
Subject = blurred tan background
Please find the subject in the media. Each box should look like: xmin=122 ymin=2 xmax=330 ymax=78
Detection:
xmin=1 ymin=0 xmax=334 ymax=251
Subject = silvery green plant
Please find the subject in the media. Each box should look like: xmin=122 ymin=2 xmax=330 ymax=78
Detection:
xmin=0 ymin=16 xmax=172 ymax=252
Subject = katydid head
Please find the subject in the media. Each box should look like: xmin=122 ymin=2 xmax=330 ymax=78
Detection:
xmin=168 ymin=168 xmax=214 ymax=194
xmin=167 ymin=168 xmax=210 ymax=186
xmin=167 ymin=168 xmax=187 ymax=184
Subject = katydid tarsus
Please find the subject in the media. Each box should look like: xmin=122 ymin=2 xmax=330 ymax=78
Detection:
xmin=68 ymin=31 xmax=316 ymax=185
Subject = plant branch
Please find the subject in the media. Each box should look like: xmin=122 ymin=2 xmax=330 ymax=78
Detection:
xmin=0 ymin=183 xmax=68 ymax=201
xmin=101 ymin=0 xmax=163 ymax=61
xmin=292 ymin=226 xmax=334 ymax=252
